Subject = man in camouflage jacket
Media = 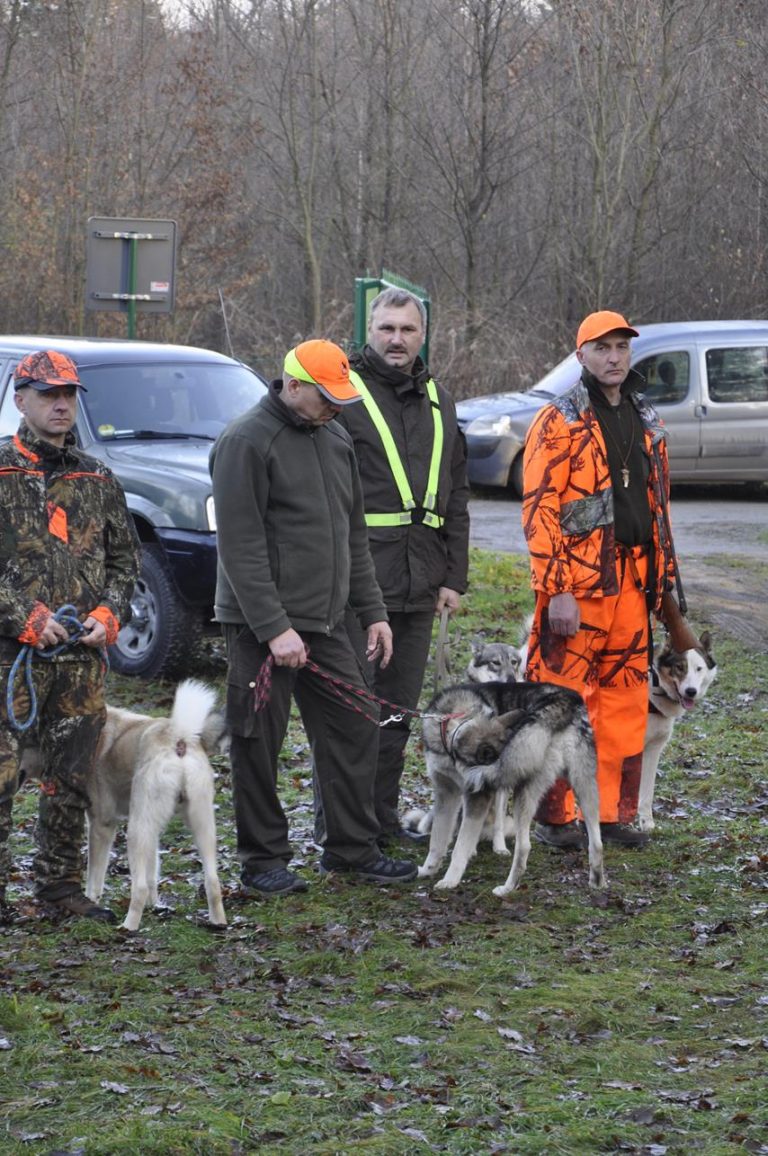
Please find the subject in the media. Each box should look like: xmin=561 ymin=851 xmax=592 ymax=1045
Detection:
xmin=0 ymin=351 xmax=139 ymax=923
xmin=522 ymin=312 xmax=674 ymax=851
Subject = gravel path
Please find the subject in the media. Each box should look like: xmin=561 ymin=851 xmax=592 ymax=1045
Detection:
xmin=469 ymin=488 xmax=768 ymax=651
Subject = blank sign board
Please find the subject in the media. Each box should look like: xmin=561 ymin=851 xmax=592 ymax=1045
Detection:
xmin=86 ymin=217 xmax=177 ymax=314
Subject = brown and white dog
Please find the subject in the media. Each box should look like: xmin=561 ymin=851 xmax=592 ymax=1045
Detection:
xmin=638 ymin=631 xmax=717 ymax=831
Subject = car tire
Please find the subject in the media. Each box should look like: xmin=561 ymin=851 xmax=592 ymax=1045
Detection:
xmin=108 ymin=544 xmax=202 ymax=679
xmin=509 ymin=453 xmax=524 ymax=499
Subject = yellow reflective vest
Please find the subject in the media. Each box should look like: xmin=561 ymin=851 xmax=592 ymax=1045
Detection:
xmin=348 ymin=369 xmax=444 ymax=529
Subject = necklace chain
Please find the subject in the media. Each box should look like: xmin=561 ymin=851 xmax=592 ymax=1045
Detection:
xmin=601 ymin=401 xmax=635 ymax=488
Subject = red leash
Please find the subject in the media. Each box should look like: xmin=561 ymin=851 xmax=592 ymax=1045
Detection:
xmin=251 ymin=652 xmax=460 ymax=726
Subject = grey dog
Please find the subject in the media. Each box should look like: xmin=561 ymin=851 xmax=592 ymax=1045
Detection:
xmin=417 ymin=680 xmax=606 ymax=896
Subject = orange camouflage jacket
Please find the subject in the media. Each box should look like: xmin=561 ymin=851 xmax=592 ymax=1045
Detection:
xmin=522 ymin=370 xmax=674 ymax=613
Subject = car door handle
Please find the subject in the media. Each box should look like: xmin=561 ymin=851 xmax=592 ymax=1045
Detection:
xmin=694 ymin=404 xmax=707 ymax=417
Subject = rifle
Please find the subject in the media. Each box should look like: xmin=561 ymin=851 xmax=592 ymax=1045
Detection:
xmin=652 ymin=441 xmax=702 ymax=653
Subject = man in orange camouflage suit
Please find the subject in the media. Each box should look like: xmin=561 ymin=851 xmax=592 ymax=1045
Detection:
xmin=522 ymin=311 xmax=675 ymax=849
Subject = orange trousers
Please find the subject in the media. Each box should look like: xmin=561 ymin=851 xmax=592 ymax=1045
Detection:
xmin=526 ymin=545 xmax=650 ymax=825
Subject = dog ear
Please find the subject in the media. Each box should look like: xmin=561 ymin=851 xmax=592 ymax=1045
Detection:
xmin=654 ymin=635 xmax=670 ymax=660
xmin=698 ymin=630 xmax=715 ymax=666
xmin=498 ymin=708 xmax=525 ymax=730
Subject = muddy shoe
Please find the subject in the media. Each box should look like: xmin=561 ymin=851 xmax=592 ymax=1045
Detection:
xmin=38 ymin=885 xmax=117 ymax=923
xmin=600 ymin=823 xmax=650 ymax=848
xmin=533 ymin=821 xmax=588 ymax=850
xmin=319 ymin=853 xmax=417 ymax=883
xmin=240 ymin=867 xmax=308 ymax=897
xmin=377 ymin=826 xmax=428 ymax=850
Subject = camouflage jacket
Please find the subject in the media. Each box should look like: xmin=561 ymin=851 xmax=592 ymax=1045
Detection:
xmin=0 ymin=425 xmax=140 ymax=660
xmin=522 ymin=370 xmax=674 ymax=613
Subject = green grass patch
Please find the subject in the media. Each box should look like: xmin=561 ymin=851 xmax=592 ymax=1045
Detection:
xmin=1 ymin=550 xmax=766 ymax=1154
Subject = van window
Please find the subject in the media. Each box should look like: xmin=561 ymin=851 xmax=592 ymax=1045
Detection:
xmin=0 ymin=374 xmax=19 ymax=436
xmin=706 ymin=347 xmax=768 ymax=403
xmin=633 ymin=351 xmax=689 ymax=404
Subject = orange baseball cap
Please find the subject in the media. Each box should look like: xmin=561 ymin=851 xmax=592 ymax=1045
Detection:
xmin=14 ymin=350 xmax=86 ymax=391
xmin=283 ymin=339 xmax=361 ymax=405
xmin=576 ymin=311 xmax=639 ymax=349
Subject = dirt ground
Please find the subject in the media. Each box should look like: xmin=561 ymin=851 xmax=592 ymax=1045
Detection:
xmin=677 ymin=556 xmax=768 ymax=651
xmin=468 ymin=488 xmax=768 ymax=653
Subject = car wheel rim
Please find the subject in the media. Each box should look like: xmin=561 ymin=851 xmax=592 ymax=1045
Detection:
xmin=116 ymin=578 xmax=157 ymax=658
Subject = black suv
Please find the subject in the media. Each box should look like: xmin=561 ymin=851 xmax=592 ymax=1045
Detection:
xmin=0 ymin=336 xmax=267 ymax=677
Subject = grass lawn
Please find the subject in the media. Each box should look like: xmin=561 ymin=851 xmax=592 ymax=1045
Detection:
xmin=1 ymin=549 xmax=767 ymax=1155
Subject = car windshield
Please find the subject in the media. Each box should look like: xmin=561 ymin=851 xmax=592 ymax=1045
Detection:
xmin=78 ymin=361 xmax=266 ymax=441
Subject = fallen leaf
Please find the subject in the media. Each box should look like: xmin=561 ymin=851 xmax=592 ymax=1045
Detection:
xmin=100 ymin=1081 xmax=130 ymax=1094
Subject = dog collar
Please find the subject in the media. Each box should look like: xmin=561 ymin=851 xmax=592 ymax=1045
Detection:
xmin=442 ymin=714 xmax=471 ymax=755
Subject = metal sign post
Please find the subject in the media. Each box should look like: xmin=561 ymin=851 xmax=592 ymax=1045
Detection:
xmin=353 ymin=269 xmax=431 ymax=362
xmin=86 ymin=217 xmax=177 ymax=337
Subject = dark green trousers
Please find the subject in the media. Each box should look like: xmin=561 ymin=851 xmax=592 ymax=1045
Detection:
xmin=224 ymin=622 xmax=382 ymax=872
xmin=0 ymin=654 xmax=105 ymax=892
xmin=345 ymin=608 xmax=435 ymax=835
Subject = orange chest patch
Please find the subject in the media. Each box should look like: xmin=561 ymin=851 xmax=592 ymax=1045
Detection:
xmin=47 ymin=502 xmax=68 ymax=544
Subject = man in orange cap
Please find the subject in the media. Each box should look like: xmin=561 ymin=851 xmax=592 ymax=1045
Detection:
xmin=0 ymin=350 xmax=139 ymax=923
xmin=522 ymin=311 xmax=678 ymax=849
xmin=211 ymin=339 xmax=418 ymax=895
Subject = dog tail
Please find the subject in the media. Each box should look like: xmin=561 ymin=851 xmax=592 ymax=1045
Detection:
xmin=170 ymin=679 xmax=218 ymax=744
xmin=402 ymin=807 xmax=433 ymax=835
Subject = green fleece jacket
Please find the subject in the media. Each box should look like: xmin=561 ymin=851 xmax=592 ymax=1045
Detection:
xmin=209 ymin=385 xmax=386 ymax=641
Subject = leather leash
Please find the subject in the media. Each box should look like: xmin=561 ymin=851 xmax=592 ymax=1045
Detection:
xmin=433 ymin=606 xmax=452 ymax=695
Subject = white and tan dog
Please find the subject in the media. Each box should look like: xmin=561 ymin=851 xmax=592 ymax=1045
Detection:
xmin=638 ymin=631 xmax=717 ymax=831
xmin=87 ymin=679 xmax=229 ymax=930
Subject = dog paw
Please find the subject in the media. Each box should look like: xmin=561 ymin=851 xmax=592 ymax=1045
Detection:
xmin=637 ymin=815 xmax=655 ymax=832
xmin=417 ymin=863 xmax=439 ymax=878
xmin=492 ymin=884 xmax=512 ymax=898
xmin=492 ymin=843 xmax=511 ymax=857
xmin=434 ymin=875 xmax=459 ymax=890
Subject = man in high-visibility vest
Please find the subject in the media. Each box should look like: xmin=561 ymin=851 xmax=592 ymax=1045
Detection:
xmin=339 ymin=288 xmax=470 ymax=844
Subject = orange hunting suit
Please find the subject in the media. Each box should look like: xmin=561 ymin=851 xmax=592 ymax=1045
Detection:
xmin=522 ymin=373 xmax=673 ymax=825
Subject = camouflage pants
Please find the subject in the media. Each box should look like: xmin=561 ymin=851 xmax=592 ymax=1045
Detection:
xmin=0 ymin=654 xmax=105 ymax=892
xmin=526 ymin=545 xmax=651 ymax=825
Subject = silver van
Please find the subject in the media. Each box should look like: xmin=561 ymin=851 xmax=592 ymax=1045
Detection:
xmin=457 ymin=320 xmax=768 ymax=495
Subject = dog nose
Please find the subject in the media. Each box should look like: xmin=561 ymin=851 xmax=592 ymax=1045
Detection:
xmin=683 ymin=687 xmax=697 ymax=699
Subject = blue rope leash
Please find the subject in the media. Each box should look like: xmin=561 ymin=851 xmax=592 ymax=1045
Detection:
xmin=6 ymin=604 xmax=99 ymax=733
